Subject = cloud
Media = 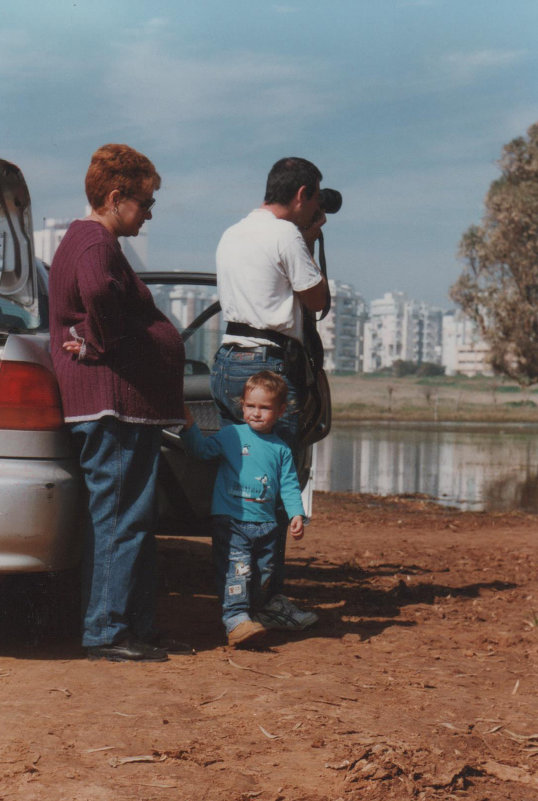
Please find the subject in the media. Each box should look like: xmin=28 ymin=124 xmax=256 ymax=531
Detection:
xmin=0 ymin=28 xmax=73 ymax=86
xmin=160 ymin=163 xmax=260 ymax=214
xmin=8 ymin=151 xmax=87 ymax=214
xmin=0 ymin=29 xmax=32 ymax=77
xmin=503 ymin=107 xmax=538 ymax=141
xmin=342 ymin=161 xmax=497 ymax=227
xmin=398 ymin=0 xmax=439 ymax=5
xmin=103 ymin=30 xmax=330 ymax=150
xmin=443 ymin=49 xmax=527 ymax=82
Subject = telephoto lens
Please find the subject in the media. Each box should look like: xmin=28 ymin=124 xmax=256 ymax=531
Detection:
xmin=319 ymin=188 xmax=342 ymax=214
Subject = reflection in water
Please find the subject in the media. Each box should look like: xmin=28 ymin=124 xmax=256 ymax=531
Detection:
xmin=314 ymin=423 xmax=538 ymax=511
xmin=483 ymin=473 xmax=538 ymax=513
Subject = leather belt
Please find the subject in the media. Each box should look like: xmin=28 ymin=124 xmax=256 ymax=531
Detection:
xmin=226 ymin=344 xmax=284 ymax=359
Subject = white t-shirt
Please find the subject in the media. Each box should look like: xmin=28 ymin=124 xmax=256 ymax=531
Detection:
xmin=216 ymin=208 xmax=323 ymax=347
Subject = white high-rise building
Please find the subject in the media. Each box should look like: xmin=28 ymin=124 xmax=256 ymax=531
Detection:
xmin=33 ymin=218 xmax=71 ymax=264
xmin=317 ymin=280 xmax=366 ymax=373
xmin=363 ymin=291 xmax=407 ymax=372
xmin=168 ymin=285 xmax=221 ymax=365
xmin=363 ymin=292 xmax=443 ymax=372
xmin=442 ymin=310 xmax=493 ymax=376
xmin=404 ymin=301 xmax=443 ymax=365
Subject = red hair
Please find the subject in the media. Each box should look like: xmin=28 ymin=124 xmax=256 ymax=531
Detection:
xmin=85 ymin=143 xmax=161 ymax=211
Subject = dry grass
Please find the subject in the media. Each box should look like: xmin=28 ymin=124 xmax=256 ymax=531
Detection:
xmin=329 ymin=374 xmax=538 ymax=423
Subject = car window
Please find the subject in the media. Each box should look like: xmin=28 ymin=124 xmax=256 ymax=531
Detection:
xmin=0 ymin=264 xmax=40 ymax=333
xmin=145 ymin=279 xmax=224 ymax=374
xmin=142 ymin=273 xmax=321 ymax=493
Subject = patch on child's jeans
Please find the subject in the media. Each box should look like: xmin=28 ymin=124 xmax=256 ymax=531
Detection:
xmin=228 ymin=584 xmax=242 ymax=596
xmin=235 ymin=562 xmax=249 ymax=576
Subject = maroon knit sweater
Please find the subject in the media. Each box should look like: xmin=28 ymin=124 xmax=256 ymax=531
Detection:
xmin=49 ymin=220 xmax=185 ymax=425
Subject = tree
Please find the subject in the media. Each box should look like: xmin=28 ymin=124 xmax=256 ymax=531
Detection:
xmin=392 ymin=359 xmax=417 ymax=377
xmin=416 ymin=362 xmax=445 ymax=377
xmin=450 ymin=122 xmax=538 ymax=386
xmin=391 ymin=360 xmax=445 ymax=378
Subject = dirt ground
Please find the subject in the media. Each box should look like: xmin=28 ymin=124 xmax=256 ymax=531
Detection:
xmin=1 ymin=490 xmax=538 ymax=801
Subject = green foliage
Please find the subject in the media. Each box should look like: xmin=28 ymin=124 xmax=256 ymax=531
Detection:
xmin=416 ymin=362 xmax=445 ymax=377
xmin=392 ymin=359 xmax=417 ymax=377
xmin=392 ymin=360 xmax=445 ymax=378
xmin=451 ymin=122 xmax=538 ymax=387
xmin=503 ymin=400 xmax=536 ymax=408
xmin=496 ymin=385 xmax=522 ymax=393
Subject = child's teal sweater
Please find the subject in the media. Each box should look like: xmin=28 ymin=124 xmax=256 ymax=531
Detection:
xmin=180 ymin=422 xmax=305 ymax=523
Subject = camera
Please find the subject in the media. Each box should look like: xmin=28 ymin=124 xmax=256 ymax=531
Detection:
xmin=319 ymin=187 xmax=342 ymax=214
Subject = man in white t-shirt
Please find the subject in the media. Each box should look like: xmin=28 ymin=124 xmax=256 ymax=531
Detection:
xmin=210 ymin=157 xmax=329 ymax=632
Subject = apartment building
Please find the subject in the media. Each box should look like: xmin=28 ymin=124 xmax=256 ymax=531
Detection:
xmin=362 ymin=292 xmax=443 ymax=372
xmin=166 ymin=284 xmax=221 ymax=366
xmin=442 ymin=309 xmax=493 ymax=377
xmin=33 ymin=218 xmax=72 ymax=264
xmin=363 ymin=291 xmax=405 ymax=371
xmin=317 ymin=280 xmax=367 ymax=373
xmin=406 ymin=301 xmax=443 ymax=365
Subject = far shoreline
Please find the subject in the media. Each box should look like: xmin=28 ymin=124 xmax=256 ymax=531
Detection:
xmin=330 ymin=415 xmax=538 ymax=429
xmin=328 ymin=374 xmax=538 ymax=426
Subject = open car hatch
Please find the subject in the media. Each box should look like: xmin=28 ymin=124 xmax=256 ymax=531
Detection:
xmin=0 ymin=159 xmax=39 ymax=333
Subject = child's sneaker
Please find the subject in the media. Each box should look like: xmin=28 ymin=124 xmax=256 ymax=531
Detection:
xmin=254 ymin=594 xmax=318 ymax=630
xmin=227 ymin=620 xmax=267 ymax=647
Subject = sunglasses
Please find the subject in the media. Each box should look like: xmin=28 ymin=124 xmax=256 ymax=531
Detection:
xmin=130 ymin=195 xmax=156 ymax=212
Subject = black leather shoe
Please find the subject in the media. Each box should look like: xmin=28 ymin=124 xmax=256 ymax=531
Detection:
xmin=146 ymin=633 xmax=195 ymax=655
xmin=87 ymin=638 xmax=169 ymax=662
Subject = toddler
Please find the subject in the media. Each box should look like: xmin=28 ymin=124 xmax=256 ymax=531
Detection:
xmin=181 ymin=370 xmax=306 ymax=646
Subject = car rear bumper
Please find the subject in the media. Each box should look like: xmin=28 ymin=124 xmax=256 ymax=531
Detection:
xmin=0 ymin=457 xmax=82 ymax=572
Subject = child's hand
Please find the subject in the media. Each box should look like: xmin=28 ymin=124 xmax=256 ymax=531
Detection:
xmin=289 ymin=515 xmax=304 ymax=540
xmin=183 ymin=404 xmax=195 ymax=429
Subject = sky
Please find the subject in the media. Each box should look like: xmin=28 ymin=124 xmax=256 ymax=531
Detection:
xmin=2 ymin=0 xmax=538 ymax=308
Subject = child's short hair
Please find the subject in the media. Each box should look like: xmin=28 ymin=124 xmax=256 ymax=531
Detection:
xmin=241 ymin=370 xmax=288 ymax=406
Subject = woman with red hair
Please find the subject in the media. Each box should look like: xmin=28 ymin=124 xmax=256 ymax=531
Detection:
xmin=49 ymin=144 xmax=189 ymax=662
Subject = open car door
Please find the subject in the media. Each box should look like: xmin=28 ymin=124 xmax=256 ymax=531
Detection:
xmin=140 ymin=272 xmax=331 ymax=537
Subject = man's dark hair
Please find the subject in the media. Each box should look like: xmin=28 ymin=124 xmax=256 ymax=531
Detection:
xmin=264 ymin=157 xmax=322 ymax=205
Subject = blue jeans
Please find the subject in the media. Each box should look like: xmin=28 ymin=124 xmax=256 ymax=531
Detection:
xmin=212 ymin=515 xmax=278 ymax=633
xmin=210 ymin=345 xmax=305 ymax=595
xmin=70 ymin=417 xmax=162 ymax=647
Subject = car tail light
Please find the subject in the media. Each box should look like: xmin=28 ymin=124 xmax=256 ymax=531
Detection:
xmin=0 ymin=360 xmax=64 ymax=430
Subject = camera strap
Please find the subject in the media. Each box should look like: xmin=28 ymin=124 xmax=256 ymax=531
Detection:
xmin=317 ymin=230 xmax=331 ymax=320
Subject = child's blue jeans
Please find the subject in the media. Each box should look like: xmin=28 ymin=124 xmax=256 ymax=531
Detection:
xmin=211 ymin=515 xmax=278 ymax=634
xmin=210 ymin=344 xmax=303 ymax=598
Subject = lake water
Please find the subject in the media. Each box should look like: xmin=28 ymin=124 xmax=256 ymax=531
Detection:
xmin=314 ymin=422 xmax=538 ymax=512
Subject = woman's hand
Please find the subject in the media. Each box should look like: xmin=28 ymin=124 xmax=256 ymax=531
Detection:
xmin=62 ymin=340 xmax=82 ymax=355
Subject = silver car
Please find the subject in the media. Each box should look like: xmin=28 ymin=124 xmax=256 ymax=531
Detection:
xmin=0 ymin=159 xmax=331 ymax=574
xmin=0 ymin=160 xmax=81 ymax=572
